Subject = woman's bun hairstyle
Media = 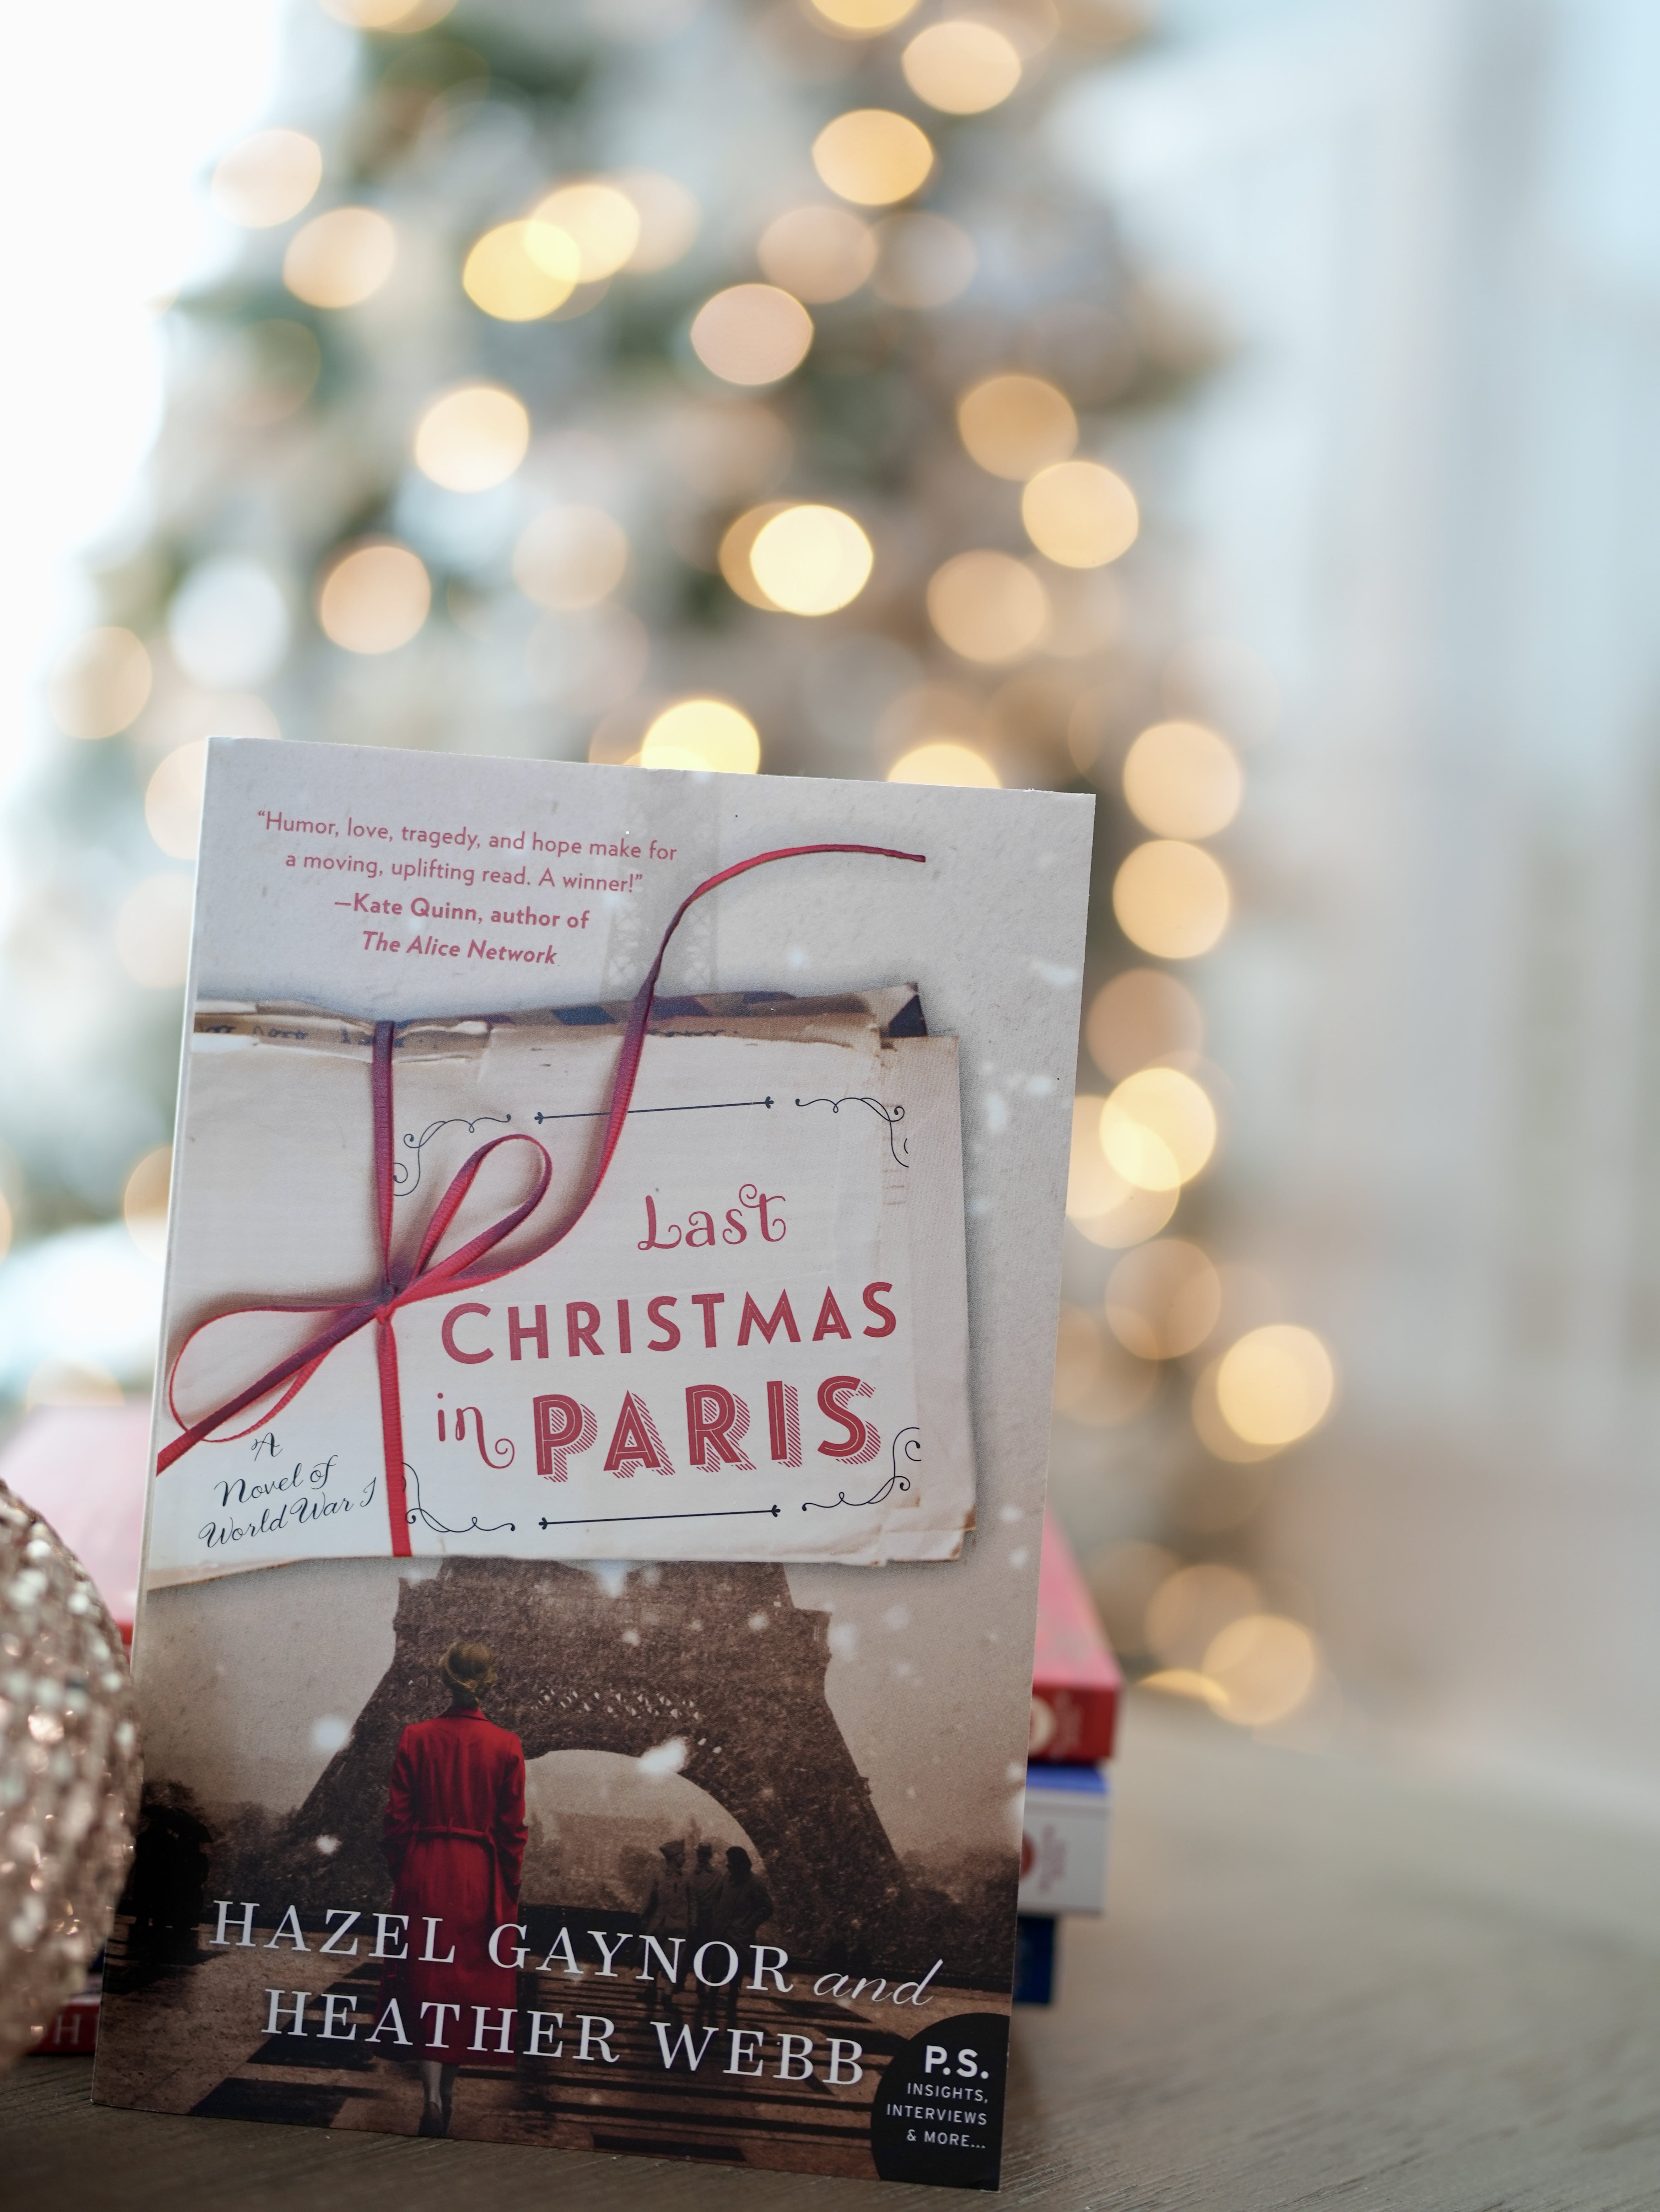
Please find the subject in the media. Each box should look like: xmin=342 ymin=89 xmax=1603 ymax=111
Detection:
xmin=441 ymin=1639 xmax=497 ymax=1696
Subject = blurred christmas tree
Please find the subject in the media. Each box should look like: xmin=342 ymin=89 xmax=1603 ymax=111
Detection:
xmin=6 ymin=0 xmax=1339 ymax=1726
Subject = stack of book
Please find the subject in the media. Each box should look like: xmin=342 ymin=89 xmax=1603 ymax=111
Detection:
xmin=1014 ymin=1508 xmax=1120 ymax=2005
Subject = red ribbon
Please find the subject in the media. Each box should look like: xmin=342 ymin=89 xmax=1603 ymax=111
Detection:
xmin=155 ymin=841 xmax=925 ymax=1557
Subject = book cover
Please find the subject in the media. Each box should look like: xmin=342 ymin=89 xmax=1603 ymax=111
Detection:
xmin=92 ymin=737 xmax=1092 ymax=2190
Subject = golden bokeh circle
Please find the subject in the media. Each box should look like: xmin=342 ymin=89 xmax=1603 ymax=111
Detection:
xmin=690 ymin=285 xmax=814 ymax=387
xmin=640 ymin=699 xmax=761 ymax=775
xmin=282 ymin=207 xmax=396 ymax=309
xmin=317 ymin=542 xmax=432 ymax=653
xmin=901 ymin=21 xmax=1022 ymax=113
xmin=886 ymin=742 xmax=1000 ymax=788
xmin=1214 ymin=1325 xmax=1336 ymax=1448
xmin=812 ymin=110 xmax=935 ymax=207
xmin=413 ymin=385 xmax=530 ymax=491
xmin=749 ymin=505 xmax=873 ymax=615
xmin=1122 ymin=720 xmax=1243 ymax=840
xmin=463 ymin=220 xmax=579 ymax=321
xmin=1021 ymin=459 xmax=1138 ymax=566
xmin=926 ymin=550 xmax=1049 ymax=664
xmin=958 ymin=373 xmax=1076 ymax=480
xmin=1112 ymin=839 xmax=1231 ymax=959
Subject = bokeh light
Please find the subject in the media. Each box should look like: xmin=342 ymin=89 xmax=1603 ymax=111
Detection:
xmin=1123 ymin=719 xmax=1243 ymax=839
xmin=887 ymin=742 xmax=999 ymax=788
xmin=614 ymin=171 xmax=702 ymax=270
xmin=1203 ymin=1614 xmax=1318 ymax=1726
xmin=958 ymin=373 xmax=1076 ymax=480
xmin=1104 ymin=1238 xmax=1221 ymax=1360
xmin=532 ymin=182 xmax=642 ymax=279
xmin=1021 ymin=460 xmax=1138 ymax=567
xmin=1084 ymin=1539 xmax=1179 ymax=1659
xmin=1085 ymin=967 xmax=1204 ymax=1082
xmin=808 ymin=0 xmax=920 ymax=25
xmin=902 ymin=20 xmax=1022 ymax=113
xmin=1052 ymin=1303 xmax=1159 ymax=1426
xmin=640 ymin=698 xmax=761 ymax=774
xmin=927 ymin=550 xmax=1049 ymax=663
xmin=690 ymin=284 xmax=814 ymax=386
xmin=145 ymin=741 xmax=209 ymax=859
xmin=413 ymin=384 xmax=530 ymax=490
xmin=282 ymin=206 xmax=396 ymax=309
xmin=463 ymin=220 xmax=579 ymax=320
xmin=750 ymin=505 xmax=873 ymax=614
xmin=317 ymin=541 xmax=432 ymax=653
xmin=1112 ymin=839 xmax=1231 ymax=959
xmin=718 ymin=502 xmax=792 ymax=608
xmin=513 ymin=507 xmax=630 ymax=611
xmin=1065 ymin=1095 xmax=1177 ymax=1246
xmin=45 ymin=627 xmax=151 ymax=740
xmin=168 ymin=558 xmax=290 ymax=690
xmin=1191 ymin=1359 xmax=1281 ymax=1464
xmin=1145 ymin=1561 xmax=1259 ymax=1670
xmin=812 ymin=111 xmax=935 ymax=207
xmin=115 ymin=875 xmax=194 ymax=989
xmin=757 ymin=205 xmax=876 ymax=303
xmin=210 ymin=129 xmax=323 ymax=229
xmin=122 ymin=1147 xmax=172 ymax=1265
xmin=319 ymin=0 xmax=457 ymax=23
xmin=1215 ymin=1325 xmax=1336 ymax=1447
xmin=1100 ymin=1065 xmax=1217 ymax=1191
xmin=871 ymin=212 xmax=977 ymax=307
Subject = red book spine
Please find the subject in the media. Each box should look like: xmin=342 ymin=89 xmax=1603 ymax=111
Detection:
xmin=1030 ymin=1508 xmax=1121 ymax=1764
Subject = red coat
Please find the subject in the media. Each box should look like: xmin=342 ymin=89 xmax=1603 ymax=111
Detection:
xmin=382 ymin=1709 xmax=527 ymax=2065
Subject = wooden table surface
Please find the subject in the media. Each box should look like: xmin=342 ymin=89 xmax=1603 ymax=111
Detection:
xmin=5 ymin=1695 xmax=1658 ymax=2210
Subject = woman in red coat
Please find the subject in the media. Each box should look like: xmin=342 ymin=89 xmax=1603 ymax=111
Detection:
xmin=382 ymin=1639 xmax=527 ymax=2137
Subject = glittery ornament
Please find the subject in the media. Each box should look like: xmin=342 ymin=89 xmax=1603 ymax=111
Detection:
xmin=0 ymin=1478 xmax=141 ymax=2072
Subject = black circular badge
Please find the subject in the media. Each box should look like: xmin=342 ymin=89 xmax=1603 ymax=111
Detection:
xmin=869 ymin=2012 xmax=1008 ymax=2190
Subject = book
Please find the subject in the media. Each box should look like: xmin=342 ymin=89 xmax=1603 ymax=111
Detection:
xmin=1029 ymin=1509 xmax=1121 ymax=1766
xmin=92 ymin=739 xmax=1092 ymax=2190
xmin=1010 ymin=1918 xmax=1057 ymax=2008
xmin=1017 ymin=1767 xmax=1111 ymax=1918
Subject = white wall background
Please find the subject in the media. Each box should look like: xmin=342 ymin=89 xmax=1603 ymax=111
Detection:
xmin=1058 ymin=0 xmax=1660 ymax=1812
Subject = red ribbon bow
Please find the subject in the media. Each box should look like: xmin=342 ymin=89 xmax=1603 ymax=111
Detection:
xmin=156 ymin=842 xmax=925 ymax=1556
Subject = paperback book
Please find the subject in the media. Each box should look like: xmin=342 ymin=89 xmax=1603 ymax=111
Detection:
xmin=92 ymin=737 xmax=1091 ymax=2190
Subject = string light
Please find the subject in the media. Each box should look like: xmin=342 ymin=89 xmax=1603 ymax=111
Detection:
xmin=690 ymin=285 xmax=814 ymax=386
xmin=513 ymin=509 xmax=630 ymax=611
xmin=640 ymin=699 xmax=761 ymax=774
xmin=958 ymin=374 xmax=1076 ymax=479
xmin=901 ymin=21 xmax=1023 ymax=113
xmin=45 ymin=629 xmax=151 ymax=741
xmin=413 ymin=385 xmax=530 ymax=490
xmin=1112 ymin=839 xmax=1231 ymax=959
xmin=463 ymin=220 xmax=579 ymax=321
xmin=1021 ymin=459 xmax=1138 ymax=567
xmin=316 ymin=542 xmax=432 ymax=653
xmin=210 ymin=130 xmax=323 ymax=228
xmin=887 ymin=742 xmax=999 ymax=788
xmin=532 ymin=183 xmax=642 ymax=279
xmin=757 ymin=206 xmax=877 ymax=303
xmin=927 ymin=550 xmax=1049 ymax=663
xmin=1122 ymin=720 xmax=1243 ymax=839
xmin=749 ymin=505 xmax=873 ymax=614
xmin=282 ymin=207 xmax=395 ymax=308
xmin=812 ymin=111 xmax=935 ymax=206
